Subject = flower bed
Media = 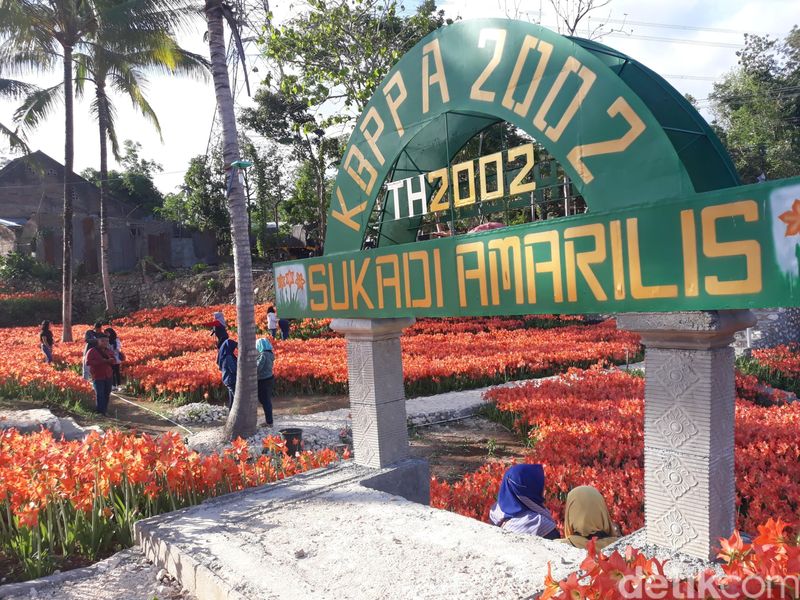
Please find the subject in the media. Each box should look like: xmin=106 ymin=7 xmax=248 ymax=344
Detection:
xmin=739 ymin=344 xmax=800 ymax=397
xmin=126 ymin=321 xmax=641 ymax=402
xmin=542 ymin=519 xmax=800 ymax=599
xmin=0 ymin=428 xmax=342 ymax=581
xmin=431 ymin=367 xmax=800 ymax=536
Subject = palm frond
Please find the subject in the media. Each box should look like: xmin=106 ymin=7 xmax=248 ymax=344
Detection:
xmin=13 ymin=83 xmax=63 ymax=136
xmin=0 ymin=120 xmax=30 ymax=154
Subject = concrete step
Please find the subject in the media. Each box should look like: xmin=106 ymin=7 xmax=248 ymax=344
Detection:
xmin=134 ymin=463 xmax=586 ymax=600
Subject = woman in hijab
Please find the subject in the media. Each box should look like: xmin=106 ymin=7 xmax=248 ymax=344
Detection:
xmin=217 ymin=339 xmax=237 ymax=409
xmin=561 ymin=486 xmax=622 ymax=550
xmin=489 ymin=464 xmax=559 ymax=539
xmin=256 ymin=338 xmax=275 ymax=427
xmin=208 ymin=311 xmax=229 ymax=349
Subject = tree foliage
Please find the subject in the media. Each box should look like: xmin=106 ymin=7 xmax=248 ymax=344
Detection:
xmin=159 ymin=153 xmax=231 ymax=252
xmin=710 ymin=27 xmax=800 ymax=182
xmin=243 ymin=0 xmax=450 ymax=245
xmin=82 ymin=140 xmax=165 ymax=214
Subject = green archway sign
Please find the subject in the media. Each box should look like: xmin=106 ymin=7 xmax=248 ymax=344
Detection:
xmin=275 ymin=18 xmax=800 ymax=319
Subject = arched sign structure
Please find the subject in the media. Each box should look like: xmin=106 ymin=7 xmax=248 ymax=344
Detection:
xmin=275 ymin=19 xmax=800 ymax=319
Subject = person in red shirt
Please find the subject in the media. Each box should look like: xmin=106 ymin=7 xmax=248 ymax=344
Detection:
xmin=86 ymin=334 xmax=115 ymax=415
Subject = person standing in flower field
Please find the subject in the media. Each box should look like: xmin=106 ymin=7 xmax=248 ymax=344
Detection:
xmin=217 ymin=338 xmax=237 ymax=409
xmin=86 ymin=334 xmax=115 ymax=415
xmin=39 ymin=320 xmax=54 ymax=364
xmin=105 ymin=327 xmax=124 ymax=390
xmin=256 ymin=338 xmax=275 ymax=427
xmin=82 ymin=321 xmax=104 ymax=379
xmin=278 ymin=317 xmax=290 ymax=340
xmin=489 ymin=464 xmax=560 ymax=539
xmin=207 ymin=311 xmax=229 ymax=349
xmin=267 ymin=306 xmax=278 ymax=339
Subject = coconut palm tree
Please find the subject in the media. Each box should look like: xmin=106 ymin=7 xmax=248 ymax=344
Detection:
xmin=0 ymin=0 xmax=195 ymax=335
xmin=79 ymin=29 xmax=208 ymax=314
xmin=0 ymin=0 xmax=98 ymax=342
xmin=204 ymin=0 xmax=258 ymax=440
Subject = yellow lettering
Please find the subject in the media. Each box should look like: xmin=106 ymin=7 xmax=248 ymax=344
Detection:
xmin=433 ymin=248 xmax=444 ymax=307
xmin=350 ymin=258 xmax=373 ymax=310
xmin=507 ymin=144 xmax=535 ymax=195
xmin=407 ymin=251 xmax=432 ymax=308
xmin=533 ymin=57 xmax=597 ymax=142
xmin=470 ymin=28 xmax=507 ymax=102
xmin=328 ymin=262 xmax=350 ymax=310
xmin=626 ymin=218 xmax=678 ymax=299
xmin=309 ymin=264 xmax=328 ymax=311
xmin=359 ymin=107 xmax=385 ymax=166
xmin=680 ymin=210 xmax=699 ymax=297
xmin=427 ymin=168 xmax=450 ymax=213
xmin=344 ymin=145 xmax=377 ymax=195
xmin=452 ymin=160 xmax=476 ymax=207
xmin=383 ymin=71 xmax=407 ymax=137
xmin=502 ymin=35 xmax=553 ymax=117
xmin=478 ymin=152 xmax=504 ymax=201
xmin=702 ymin=200 xmax=762 ymax=295
xmin=610 ymin=220 xmax=625 ymax=300
xmin=376 ymin=255 xmax=401 ymax=309
xmin=488 ymin=237 xmax=524 ymax=305
xmin=566 ymin=97 xmax=646 ymax=184
xmin=331 ymin=187 xmax=367 ymax=232
xmin=564 ymin=224 xmax=607 ymax=302
xmin=523 ymin=231 xmax=563 ymax=303
xmin=421 ymin=39 xmax=450 ymax=113
xmin=456 ymin=242 xmax=488 ymax=307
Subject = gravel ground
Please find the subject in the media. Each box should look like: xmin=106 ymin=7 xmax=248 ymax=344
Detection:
xmin=0 ymin=548 xmax=195 ymax=600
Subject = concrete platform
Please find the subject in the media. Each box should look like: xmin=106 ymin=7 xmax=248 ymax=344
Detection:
xmin=134 ymin=463 xmax=586 ymax=600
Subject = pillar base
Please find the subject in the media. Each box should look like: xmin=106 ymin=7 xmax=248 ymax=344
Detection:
xmin=618 ymin=310 xmax=755 ymax=560
xmin=331 ymin=318 xmax=416 ymax=469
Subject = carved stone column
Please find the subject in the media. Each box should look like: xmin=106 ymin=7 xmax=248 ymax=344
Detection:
xmin=617 ymin=310 xmax=756 ymax=560
xmin=330 ymin=317 xmax=415 ymax=468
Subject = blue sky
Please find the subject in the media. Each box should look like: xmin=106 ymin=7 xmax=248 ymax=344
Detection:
xmin=0 ymin=0 xmax=795 ymax=192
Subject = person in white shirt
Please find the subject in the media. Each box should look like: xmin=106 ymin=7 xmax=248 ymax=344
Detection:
xmin=267 ymin=306 xmax=278 ymax=338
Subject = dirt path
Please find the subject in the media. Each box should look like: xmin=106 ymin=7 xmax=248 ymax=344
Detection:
xmin=409 ymin=416 xmax=529 ymax=482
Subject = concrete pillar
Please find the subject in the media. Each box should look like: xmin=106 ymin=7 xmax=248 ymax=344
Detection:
xmin=617 ymin=310 xmax=756 ymax=560
xmin=330 ymin=317 xmax=415 ymax=469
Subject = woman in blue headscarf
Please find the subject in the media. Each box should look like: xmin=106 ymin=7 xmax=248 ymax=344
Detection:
xmin=217 ymin=339 xmax=237 ymax=409
xmin=489 ymin=464 xmax=559 ymax=539
xmin=256 ymin=338 xmax=275 ymax=427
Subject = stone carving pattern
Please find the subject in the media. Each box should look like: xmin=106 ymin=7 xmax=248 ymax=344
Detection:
xmin=656 ymin=508 xmax=698 ymax=550
xmin=352 ymin=402 xmax=376 ymax=466
xmin=654 ymin=406 xmax=698 ymax=448
xmin=347 ymin=341 xmax=373 ymax=404
xmin=652 ymin=352 xmax=700 ymax=400
xmin=654 ymin=455 xmax=697 ymax=500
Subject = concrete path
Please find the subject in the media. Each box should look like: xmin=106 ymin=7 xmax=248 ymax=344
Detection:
xmin=0 ymin=548 xmax=194 ymax=600
xmin=134 ymin=463 xmax=587 ymax=600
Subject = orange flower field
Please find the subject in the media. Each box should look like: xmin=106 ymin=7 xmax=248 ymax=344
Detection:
xmin=431 ymin=367 xmax=800 ymax=537
xmin=0 ymin=314 xmax=642 ymax=405
xmin=0 ymin=428 xmax=342 ymax=580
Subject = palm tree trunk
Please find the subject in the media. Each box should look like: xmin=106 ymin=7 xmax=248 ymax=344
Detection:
xmin=205 ymin=1 xmax=258 ymax=440
xmin=61 ymin=44 xmax=74 ymax=342
xmin=96 ymin=82 xmax=116 ymax=314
